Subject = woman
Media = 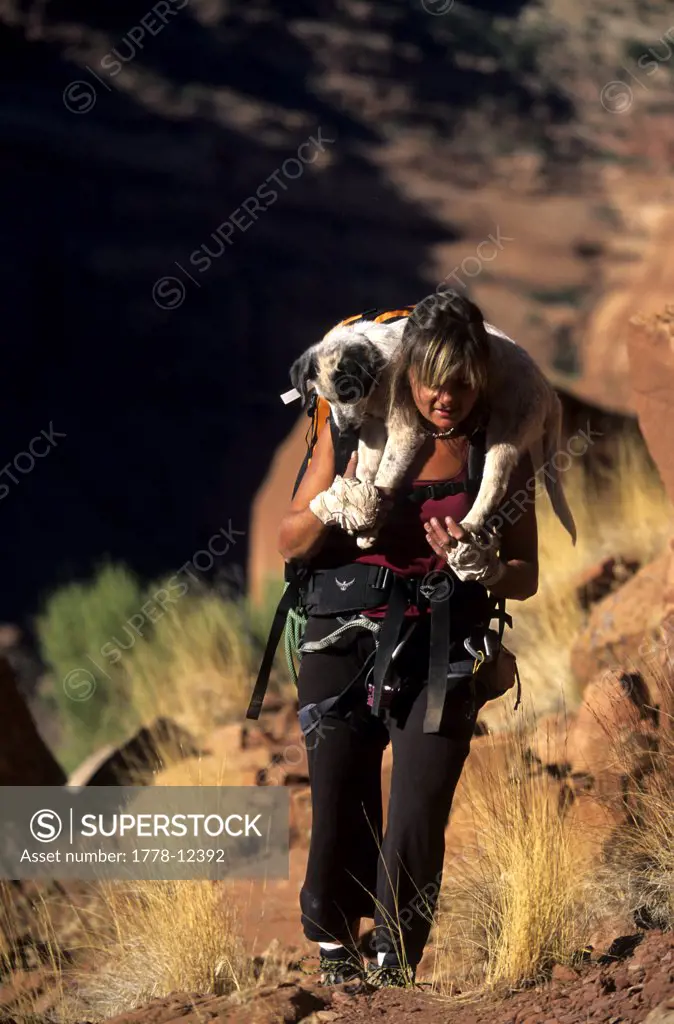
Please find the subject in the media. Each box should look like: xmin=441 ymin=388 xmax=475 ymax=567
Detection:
xmin=277 ymin=292 xmax=539 ymax=987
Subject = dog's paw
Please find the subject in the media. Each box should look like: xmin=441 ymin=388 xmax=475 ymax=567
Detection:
xmin=458 ymin=519 xmax=482 ymax=537
xmin=356 ymin=533 xmax=377 ymax=550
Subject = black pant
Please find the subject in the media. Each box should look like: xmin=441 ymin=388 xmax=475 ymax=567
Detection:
xmin=296 ymin=612 xmax=481 ymax=967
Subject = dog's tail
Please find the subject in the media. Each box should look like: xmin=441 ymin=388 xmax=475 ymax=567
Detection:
xmin=541 ymin=395 xmax=577 ymax=545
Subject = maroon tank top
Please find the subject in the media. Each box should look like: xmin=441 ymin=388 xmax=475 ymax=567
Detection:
xmin=316 ymin=459 xmax=481 ymax=619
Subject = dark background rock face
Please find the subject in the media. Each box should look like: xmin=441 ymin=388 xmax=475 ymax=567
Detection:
xmin=0 ymin=0 xmax=669 ymax=625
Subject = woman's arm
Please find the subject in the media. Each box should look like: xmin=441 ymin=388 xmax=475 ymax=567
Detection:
xmin=423 ymin=450 xmax=539 ymax=601
xmin=486 ymin=451 xmax=539 ymax=601
xmin=277 ymin=418 xmax=342 ymax=562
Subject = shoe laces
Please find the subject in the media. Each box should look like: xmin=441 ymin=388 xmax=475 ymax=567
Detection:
xmin=295 ymin=951 xmax=364 ymax=983
xmin=366 ymin=961 xmax=416 ymax=988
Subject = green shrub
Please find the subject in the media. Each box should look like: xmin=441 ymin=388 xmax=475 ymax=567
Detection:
xmin=35 ymin=564 xmax=292 ymax=771
xmin=35 ymin=563 xmax=146 ymax=767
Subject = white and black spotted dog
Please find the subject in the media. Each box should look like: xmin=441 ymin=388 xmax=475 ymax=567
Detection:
xmin=288 ymin=313 xmax=577 ymax=549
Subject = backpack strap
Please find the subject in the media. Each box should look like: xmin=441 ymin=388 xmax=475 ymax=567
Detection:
xmin=467 ymin=426 xmax=486 ymax=492
xmin=329 ymin=412 xmax=360 ymax=477
xmin=245 ymin=562 xmax=308 ymax=720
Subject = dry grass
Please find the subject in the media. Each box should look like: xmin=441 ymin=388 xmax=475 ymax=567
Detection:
xmin=433 ymin=722 xmax=596 ymax=993
xmin=123 ymin=590 xmax=257 ymax=740
xmin=0 ymin=882 xmax=72 ymax=1023
xmin=0 ymin=879 xmax=254 ymax=1023
xmin=66 ymin=879 xmax=253 ymax=1021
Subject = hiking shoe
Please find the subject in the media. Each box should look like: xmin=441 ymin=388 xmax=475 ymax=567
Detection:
xmin=365 ymin=958 xmax=416 ymax=988
xmin=318 ymin=947 xmax=365 ymax=986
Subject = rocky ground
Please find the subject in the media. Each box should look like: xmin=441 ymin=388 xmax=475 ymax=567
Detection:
xmin=2 ymin=927 xmax=671 ymax=1023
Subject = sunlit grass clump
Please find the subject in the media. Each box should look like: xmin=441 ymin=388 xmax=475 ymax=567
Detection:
xmin=433 ymin=723 xmax=595 ymax=993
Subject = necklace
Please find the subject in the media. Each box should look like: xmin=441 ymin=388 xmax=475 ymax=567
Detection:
xmin=423 ymin=424 xmax=459 ymax=439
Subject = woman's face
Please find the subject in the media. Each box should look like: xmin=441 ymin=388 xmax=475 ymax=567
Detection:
xmin=410 ymin=370 xmax=480 ymax=431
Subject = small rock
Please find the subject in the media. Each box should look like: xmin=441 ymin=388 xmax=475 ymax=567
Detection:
xmin=627 ymin=964 xmax=646 ymax=980
xmin=613 ymin=967 xmax=631 ymax=990
xmin=643 ymin=1000 xmax=674 ymax=1024
xmin=330 ymin=990 xmax=354 ymax=1006
xmin=552 ymin=964 xmax=579 ymax=983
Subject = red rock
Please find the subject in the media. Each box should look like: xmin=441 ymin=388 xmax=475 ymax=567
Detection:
xmin=564 ymin=668 xmax=659 ymax=803
xmin=613 ymin=967 xmax=631 ymax=990
xmin=576 ymin=557 xmax=641 ymax=610
xmin=627 ymin=309 xmax=674 ymax=506
xmin=551 ymin=964 xmax=580 ymax=983
xmin=570 ymin=551 xmax=670 ymax=694
xmin=0 ymin=656 xmax=65 ymax=785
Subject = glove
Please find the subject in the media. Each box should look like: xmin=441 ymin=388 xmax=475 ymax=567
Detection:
xmin=309 ymin=475 xmax=382 ymax=534
xmin=444 ymin=524 xmax=506 ymax=589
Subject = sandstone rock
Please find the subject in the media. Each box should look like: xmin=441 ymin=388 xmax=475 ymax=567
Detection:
xmin=563 ymin=790 xmax=625 ymax=862
xmin=570 ymin=551 xmax=671 ymax=692
xmin=68 ymin=717 xmax=206 ymax=787
xmin=587 ymin=916 xmax=639 ymax=957
xmin=0 ymin=656 xmax=65 ymax=785
xmin=627 ymin=308 xmax=674 ymax=506
xmin=564 ymin=671 xmax=658 ymax=802
xmin=526 ymin=712 xmax=574 ymax=775
xmin=551 ymin=964 xmax=579 ymax=982
xmin=576 ymin=557 xmax=641 ymax=611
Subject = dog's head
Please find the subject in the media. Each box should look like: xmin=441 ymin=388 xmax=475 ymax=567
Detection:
xmin=316 ymin=338 xmax=387 ymax=431
xmin=289 ymin=319 xmax=400 ymax=431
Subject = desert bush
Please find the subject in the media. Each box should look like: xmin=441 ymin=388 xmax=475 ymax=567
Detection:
xmin=35 ymin=562 xmax=290 ymax=769
xmin=35 ymin=563 xmax=145 ymax=768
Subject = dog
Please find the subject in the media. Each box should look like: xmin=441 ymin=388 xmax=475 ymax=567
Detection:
xmin=289 ymin=314 xmax=577 ymax=548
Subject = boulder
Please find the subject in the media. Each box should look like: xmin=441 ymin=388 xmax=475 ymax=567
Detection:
xmin=627 ymin=307 xmax=674 ymax=506
xmin=0 ymin=656 xmax=65 ymax=785
xmin=570 ymin=548 xmax=671 ymax=697
xmin=68 ymin=717 xmax=206 ymax=787
xmin=575 ymin=556 xmax=640 ymax=611
xmin=525 ymin=712 xmax=574 ymax=776
xmin=565 ymin=670 xmax=659 ymax=803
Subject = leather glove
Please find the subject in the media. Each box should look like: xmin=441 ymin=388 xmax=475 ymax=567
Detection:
xmin=444 ymin=525 xmax=506 ymax=589
xmin=309 ymin=475 xmax=383 ymax=534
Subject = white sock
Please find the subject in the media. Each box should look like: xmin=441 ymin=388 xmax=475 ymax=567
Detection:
xmin=377 ymin=951 xmax=386 ymax=965
xmin=319 ymin=941 xmax=344 ymax=951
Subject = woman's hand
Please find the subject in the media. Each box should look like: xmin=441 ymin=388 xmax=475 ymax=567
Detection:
xmin=423 ymin=516 xmax=506 ymax=588
xmin=423 ymin=515 xmax=469 ymax=558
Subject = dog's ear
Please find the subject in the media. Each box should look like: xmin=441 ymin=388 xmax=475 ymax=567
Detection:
xmin=289 ymin=350 xmax=318 ymax=403
xmin=332 ymin=342 xmax=386 ymax=404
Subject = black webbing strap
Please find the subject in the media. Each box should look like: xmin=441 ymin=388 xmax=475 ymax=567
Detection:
xmin=467 ymin=427 xmax=486 ymax=489
xmin=370 ymin=575 xmax=410 ymax=717
xmin=245 ymin=574 xmax=301 ymax=721
xmin=407 ymin=480 xmax=469 ymax=503
xmin=298 ymin=646 xmax=377 ymax=737
xmin=493 ymin=596 xmax=512 ymax=641
xmin=329 ymin=413 xmax=360 ymax=477
xmin=423 ymin=589 xmax=452 ymax=733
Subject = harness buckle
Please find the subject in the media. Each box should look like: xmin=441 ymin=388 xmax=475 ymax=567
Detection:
xmin=370 ymin=565 xmax=391 ymax=590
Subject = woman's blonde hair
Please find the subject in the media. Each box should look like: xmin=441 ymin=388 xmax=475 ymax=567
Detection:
xmin=387 ymin=290 xmax=490 ymax=428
